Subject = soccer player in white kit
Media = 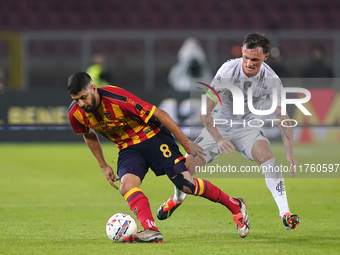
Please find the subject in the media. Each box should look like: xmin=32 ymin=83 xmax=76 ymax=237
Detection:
xmin=157 ymin=32 xmax=300 ymax=233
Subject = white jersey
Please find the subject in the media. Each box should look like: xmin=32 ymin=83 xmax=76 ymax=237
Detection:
xmin=209 ymin=58 xmax=282 ymax=128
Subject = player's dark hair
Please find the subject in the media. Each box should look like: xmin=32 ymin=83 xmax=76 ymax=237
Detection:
xmin=242 ymin=32 xmax=270 ymax=54
xmin=67 ymin=72 xmax=92 ymax=95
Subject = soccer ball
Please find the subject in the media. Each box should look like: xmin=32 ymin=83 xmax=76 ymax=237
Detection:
xmin=106 ymin=213 xmax=138 ymax=242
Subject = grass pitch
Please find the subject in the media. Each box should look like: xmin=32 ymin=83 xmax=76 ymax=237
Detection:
xmin=0 ymin=142 xmax=339 ymax=254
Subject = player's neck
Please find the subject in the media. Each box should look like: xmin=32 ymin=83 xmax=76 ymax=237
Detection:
xmin=94 ymin=92 xmax=102 ymax=109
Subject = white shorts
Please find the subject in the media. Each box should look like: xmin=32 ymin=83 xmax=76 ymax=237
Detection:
xmin=194 ymin=126 xmax=270 ymax=163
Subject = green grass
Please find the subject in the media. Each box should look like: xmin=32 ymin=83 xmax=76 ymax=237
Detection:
xmin=0 ymin=142 xmax=339 ymax=254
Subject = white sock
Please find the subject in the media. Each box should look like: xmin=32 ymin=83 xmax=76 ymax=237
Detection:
xmin=262 ymin=158 xmax=290 ymax=218
xmin=173 ymin=185 xmax=187 ymax=203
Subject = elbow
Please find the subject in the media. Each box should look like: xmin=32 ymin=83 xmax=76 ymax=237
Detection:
xmin=153 ymin=107 xmax=170 ymax=121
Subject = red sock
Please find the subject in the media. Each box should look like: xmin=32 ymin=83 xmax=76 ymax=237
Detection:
xmin=124 ymin=188 xmax=158 ymax=231
xmin=193 ymin=178 xmax=240 ymax=214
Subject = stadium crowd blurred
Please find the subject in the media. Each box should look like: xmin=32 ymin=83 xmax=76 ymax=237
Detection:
xmin=0 ymin=0 xmax=338 ymax=91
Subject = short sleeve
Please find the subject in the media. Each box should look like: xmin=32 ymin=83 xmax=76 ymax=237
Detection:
xmin=68 ymin=103 xmax=88 ymax=135
xmin=121 ymin=90 xmax=156 ymax=123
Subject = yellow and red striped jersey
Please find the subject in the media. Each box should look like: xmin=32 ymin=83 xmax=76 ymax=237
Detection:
xmin=68 ymin=86 xmax=161 ymax=150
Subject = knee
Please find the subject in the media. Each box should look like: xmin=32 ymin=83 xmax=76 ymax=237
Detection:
xmin=182 ymin=186 xmax=193 ymax=194
xmin=262 ymin=149 xmax=273 ymax=161
xmin=119 ymin=174 xmax=141 ymax=196
xmin=119 ymin=182 xmax=130 ymax=196
xmin=252 ymin=140 xmax=274 ymax=164
xmin=255 ymin=148 xmax=274 ymax=164
xmin=120 ymin=182 xmax=142 ymax=197
xmin=171 ymin=173 xmax=195 ymax=194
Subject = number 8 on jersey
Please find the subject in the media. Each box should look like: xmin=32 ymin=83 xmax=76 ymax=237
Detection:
xmin=160 ymin=144 xmax=172 ymax=158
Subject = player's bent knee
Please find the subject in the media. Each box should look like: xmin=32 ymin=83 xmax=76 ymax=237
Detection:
xmin=253 ymin=140 xmax=273 ymax=163
xmin=171 ymin=173 xmax=195 ymax=194
xmin=260 ymin=149 xmax=274 ymax=163
xmin=119 ymin=174 xmax=141 ymax=196
xmin=182 ymin=186 xmax=194 ymax=194
xmin=119 ymin=183 xmax=140 ymax=197
xmin=119 ymin=183 xmax=131 ymax=196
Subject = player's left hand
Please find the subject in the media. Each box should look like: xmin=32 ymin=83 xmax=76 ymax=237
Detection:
xmin=287 ymin=152 xmax=297 ymax=178
xmin=188 ymin=141 xmax=206 ymax=161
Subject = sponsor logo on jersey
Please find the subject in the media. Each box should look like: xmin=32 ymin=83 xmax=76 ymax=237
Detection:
xmin=105 ymin=112 xmax=112 ymax=120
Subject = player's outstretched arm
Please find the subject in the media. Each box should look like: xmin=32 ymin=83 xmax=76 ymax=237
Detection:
xmin=83 ymin=129 xmax=119 ymax=189
xmin=152 ymin=107 xmax=206 ymax=160
xmin=200 ymin=98 xmax=235 ymax=155
xmin=275 ymin=107 xmax=298 ymax=178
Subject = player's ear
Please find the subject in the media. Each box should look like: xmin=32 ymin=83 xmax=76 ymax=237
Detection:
xmin=263 ymin=53 xmax=270 ymax=61
xmin=90 ymin=83 xmax=97 ymax=93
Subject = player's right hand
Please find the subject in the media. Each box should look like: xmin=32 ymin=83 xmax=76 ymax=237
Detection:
xmin=189 ymin=141 xmax=206 ymax=162
xmin=286 ymin=152 xmax=298 ymax=178
xmin=217 ymin=139 xmax=235 ymax=155
xmin=101 ymin=165 xmax=119 ymax=189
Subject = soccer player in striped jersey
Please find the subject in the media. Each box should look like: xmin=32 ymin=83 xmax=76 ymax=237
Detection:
xmin=157 ymin=33 xmax=300 ymax=232
xmin=67 ymin=72 xmax=250 ymax=243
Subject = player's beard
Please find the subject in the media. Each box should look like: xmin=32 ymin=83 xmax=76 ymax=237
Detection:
xmin=83 ymin=93 xmax=97 ymax=113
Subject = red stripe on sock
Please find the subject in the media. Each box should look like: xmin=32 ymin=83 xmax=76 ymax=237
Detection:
xmin=126 ymin=190 xmax=158 ymax=231
xmin=194 ymin=178 xmax=240 ymax=214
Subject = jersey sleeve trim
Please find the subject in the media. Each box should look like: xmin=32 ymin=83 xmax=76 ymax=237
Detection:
xmin=144 ymin=105 xmax=156 ymax=123
xmin=68 ymin=101 xmax=77 ymax=112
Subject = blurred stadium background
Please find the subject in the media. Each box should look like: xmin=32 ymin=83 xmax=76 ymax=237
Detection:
xmin=1 ymin=1 xmax=340 ymax=254
xmin=0 ymin=0 xmax=339 ymax=143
